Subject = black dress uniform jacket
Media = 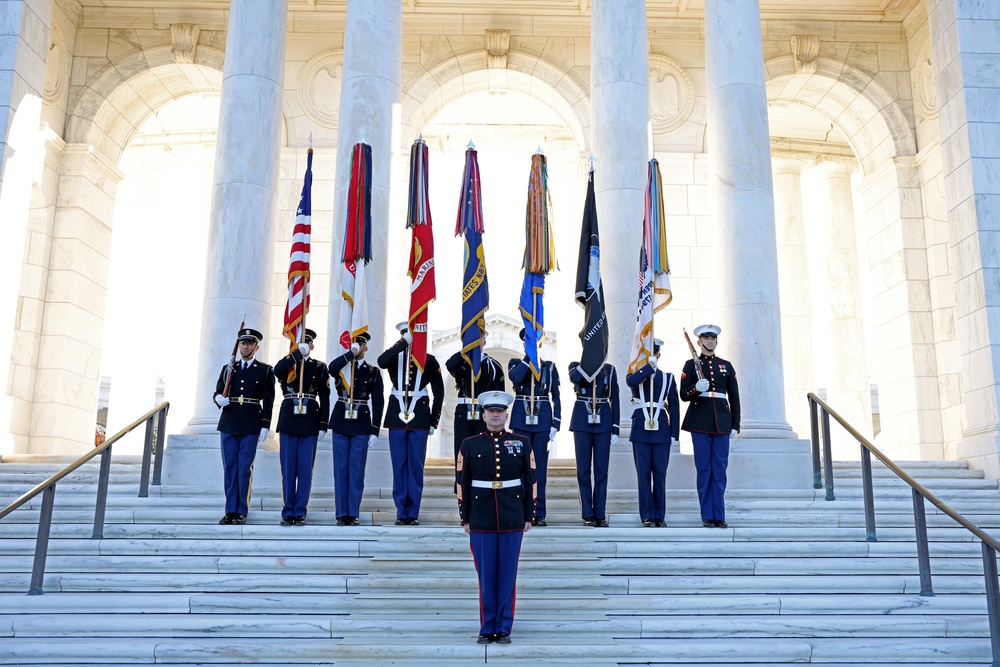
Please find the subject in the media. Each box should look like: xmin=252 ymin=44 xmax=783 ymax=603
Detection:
xmin=273 ymin=350 xmax=331 ymax=436
xmin=457 ymin=429 xmax=537 ymax=531
xmin=567 ymin=362 xmax=620 ymax=435
xmin=625 ymin=363 xmax=680 ymax=443
xmin=508 ymin=357 xmax=562 ymax=434
xmin=214 ymin=359 xmax=275 ymax=436
xmin=445 ymin=352 xmax=506 ymax=415
xmin=328 ymin=352 xmax=385 ymax=437
xmin=377 ymin=339 xmax=444 ymax=431
xmin=680 ymin=355 xmax=741 ymax=434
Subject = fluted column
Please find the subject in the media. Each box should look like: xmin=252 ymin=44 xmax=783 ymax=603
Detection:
xmin=772 ymin=158 xmax=816 ymax=436
xmin=810 ymin=160 xmax=872 ymax=448
xmin=590 ymin=0 xmax=649 ymax=373
xmin=325 ymin=0 xmax=402 ymax=361
xmin=705 ymin=0 xmax=793 ymax=438
xmin=184 ymin=0 xmax=288 ymax=434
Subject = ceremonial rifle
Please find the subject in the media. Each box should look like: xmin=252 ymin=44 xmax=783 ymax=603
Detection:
xmin=682 ymin=328 xmax=705 ymax=382
xmin=222 ymin=314 xmax=246 ymax=398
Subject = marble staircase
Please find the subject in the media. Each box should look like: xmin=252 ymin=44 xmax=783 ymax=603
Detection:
xmin=0 ymin=455 xmax=998 ymax=665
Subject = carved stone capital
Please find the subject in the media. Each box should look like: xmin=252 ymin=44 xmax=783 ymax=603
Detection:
xmin=171 ymin=24 xmax=201 ymax=65
xmin=485 ymin=29 xmax=510 ymax=70
xmin=790 ymin=35 xmax=820 ymax=75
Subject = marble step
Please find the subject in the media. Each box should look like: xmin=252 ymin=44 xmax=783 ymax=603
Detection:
xmin=0 ymin=636 xmax=990 ymax=664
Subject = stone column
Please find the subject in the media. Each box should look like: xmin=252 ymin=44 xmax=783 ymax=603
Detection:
xmin=183 ymin=0 xmax=288 ymax=435
xmin=772 ymin=158 xmax=815 ymax=437
xmin=26 ymin=144 xmax=123 ymax=454
xmin=809 ymin=160 xmax=872 ymax=452
xmin=705 ymin=0 xmax=794 ymax=438
xmin=325 ymin=0 xmax=402 ymax=362
xmin=590 ymin=0 xmax=649 ymax=373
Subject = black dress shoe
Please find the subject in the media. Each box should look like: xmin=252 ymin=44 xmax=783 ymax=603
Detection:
xmin=218 ymin=514 xmax=234 ymax=525
xmin=336 ymin=517 xmax=347 ymax=526
xmin=233 ymin=514 xmax=246 ymax=525
xmin=294 ymin=516 xmax=306 ymax=526
xmin=494 ymin=633 xmax=511 ymax=644
xmin=655 ymin=520 xmax=665 ymax=528
xmin=596 ymin=519 xmax=610 ymax=528
xmin=477 ymin=634 xmax=493 ymax=645
xmin=703 ymin=520 xmax=715 ymax=528
xmin=408 ymin=518 xmax=420 ymax=525
xmin=395 ymin=519 xmax=407 ymax=525
xmin=280 ymin=516 xmax=294 ymax=526
xmin=715 ymin=520 xmax=728 ymax=528
xmin=350 ymin=517 xmax=360 ymax=526
xmin=642 ymin=519 xmax=652 ymax=527
xmin=583 ymin=518 xmax=594 ymax=527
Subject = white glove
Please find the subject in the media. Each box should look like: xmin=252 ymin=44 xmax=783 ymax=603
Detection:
xmin=318 ymin=430 xmax=327 ymax=443
xmin=610 ymin=434 xmax=619 ymax=446
xmin=367 ymin=434 xmax=377 ymax=447
xmin=402 ymin=331 xmax=413 ymax=345
xmin=429 ymin=426 xmax=436 ymax=435
xmin=258 ymin=428 xmax=268 ymax=443
xmin=649 ymin=356 xmax=657 ymax=370
xmin=695 ymin=378 xmax=710 ymax=392
xmin=298 ymin=343 xmax=310 ymax=356
xmin=216 ymin=395 xmax=230 ymax=407
xmin=549 ymin=427 xmax=557 ymax=441
xmin=350 ymin=343 xmax=360 ymax=355
xmin=730 ymin=429 xmax=738 ymax=437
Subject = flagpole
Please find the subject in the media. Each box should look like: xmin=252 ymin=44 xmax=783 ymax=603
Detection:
xmin=530 ymin=290 xmax=537 ymax=416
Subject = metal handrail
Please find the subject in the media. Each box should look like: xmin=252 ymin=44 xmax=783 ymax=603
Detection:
xmin=0 ymin=402 xmax=169 ymax=595
xmin=808 ymin=393 xmax=1000 ymax=665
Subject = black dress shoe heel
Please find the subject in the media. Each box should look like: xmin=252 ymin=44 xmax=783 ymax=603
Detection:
xmin=294 ymin=516 xmax=306 ymax=526
xmin=703 ymin=520 xmax=715 ymax=528
xmin=715 ymin=520 xmax=728 ymax=528
xmin=642 ymin=519 xmax=652 ymax=527
xmin=495 ymin=633 xmax=511 ymax=644
xmin=218 ymin=514 xmax=234 ymax=525
xmin=596 ymin=519 xmax=610 ymax=528
xmin=477 ymin=634 xmax=492 ymax=645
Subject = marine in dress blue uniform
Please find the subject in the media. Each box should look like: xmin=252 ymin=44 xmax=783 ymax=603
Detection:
xmin=377 ymin=322 xmax=444 ymax=525
xmin=457 ymin=391 xmax=536 ymax=645
xmin=625 ymin=339 xmax=680 ymax=527
xmin=508 ymin=328 xmax=561 ymax=526
xmin=212 ymin=328 xmax=276 ymax=525
xmin=567 ymin=361 xmax=620 ymax=527
xmin=680 ymin=324 xmax=741 ymax=527
xmin=445 ymin=329 xmax=506 ymax=468
xmin=273 ymin=329 xmax=330 ymax=526
xmin=328 ymin=331 xmax=385 ymax=526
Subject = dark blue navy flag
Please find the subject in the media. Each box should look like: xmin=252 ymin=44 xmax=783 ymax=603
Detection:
xmin=574 ymin=170 xmax=608 ymax=382
xmin=455 ymin=146 xmax=488 ymax=380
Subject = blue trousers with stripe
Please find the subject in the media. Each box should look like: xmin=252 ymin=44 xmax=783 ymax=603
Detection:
xmin=691 ymin=431 xmax=730 ymax=522
xmin=388 ymin=429 xmax=428 ymax=521
xmin=279 ymin=433 xmax=318 ymax=518
xmin=469 ymin=530 xmax=524 ymax=637
xmin=220 ymin=433 xmax=257 ymax=516
xmin=332 ymin=433 xmax=369 ymax=519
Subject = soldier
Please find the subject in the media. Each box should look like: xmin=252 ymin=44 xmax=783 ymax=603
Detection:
xmin=680 ymin=324 xmax=741 ymax=528
xmin=273 ymin=329 xmax=330 ymax=526
xmin=626 ymin=338 xmax=680 ymax=527
xmin=508 ymin=328 xmax=561 ymax=526
xmin=456 ymin=390 xmax=535 ymax=645
xmin=377 ymin=321 xmax=444 ymax=525
xmin=568 ymin=360 xmax=620 ymax=527
xmin=328 ymin=331 xmax=385 ymax=526
xmin=212 ymin=327 xmax=275 ymax=525
xmin=445 ymin=324 xmax=506 ymax=470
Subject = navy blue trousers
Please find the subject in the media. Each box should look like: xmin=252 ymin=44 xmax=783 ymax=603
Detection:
xmin=515 ymin=430 xmax=549 ymax=518
xmin=691 ymin=431 xmax=730 ymax=522
xmin=332 ymin=433 xmax=369 ymax=519
xmin=220 ymin=432 xmax=257 ymax=516
xmin=573 ymin=431 xmax=612 ymax=521
xmin=469 ymin=530 xmax=524 ymax=636
xmin=631 ymin=440 xmax=670 ymax=522
xmin=388 ymin=429 xmax=428 ymax=521
xmin=279 ymin=433 xmax=318 ymax=518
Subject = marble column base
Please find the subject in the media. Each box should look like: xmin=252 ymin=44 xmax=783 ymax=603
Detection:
xmin=609 ymin=439 xmax=811 ymax=490
xmin=956 ymin=429 xmax=1000 ymax=480
xmin=162 ymin=434 xmax=393 ymax=490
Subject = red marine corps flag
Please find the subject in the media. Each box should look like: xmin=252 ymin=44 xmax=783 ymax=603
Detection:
xmin=406 ymin=138 xmax=435 ymax=371
xmin=336 ymin=142 xmax=372 ymax=388
xmin=281 ymin=148 xmax=313 ymax=382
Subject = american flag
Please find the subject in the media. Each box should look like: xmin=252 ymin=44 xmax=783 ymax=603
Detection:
xmin=282 ymin=149 xmax=313 ymax=370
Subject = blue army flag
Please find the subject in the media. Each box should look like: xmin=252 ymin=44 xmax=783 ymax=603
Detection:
xmin=520 ymin=151 xmax=557 ymax=379
xmin=628 ymin=158 xmax=672 ymax=375
xmin=455 ymin=143 xmax=489 ymax=380
xmin=573 ymin=168 xmax=608 ymax=382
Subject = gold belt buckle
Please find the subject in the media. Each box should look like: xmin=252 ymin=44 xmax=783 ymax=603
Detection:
xmin=492 ymin=480 xmax=503 ymax=490
xmin=237 ymin=396 xmax=245 ymax=405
